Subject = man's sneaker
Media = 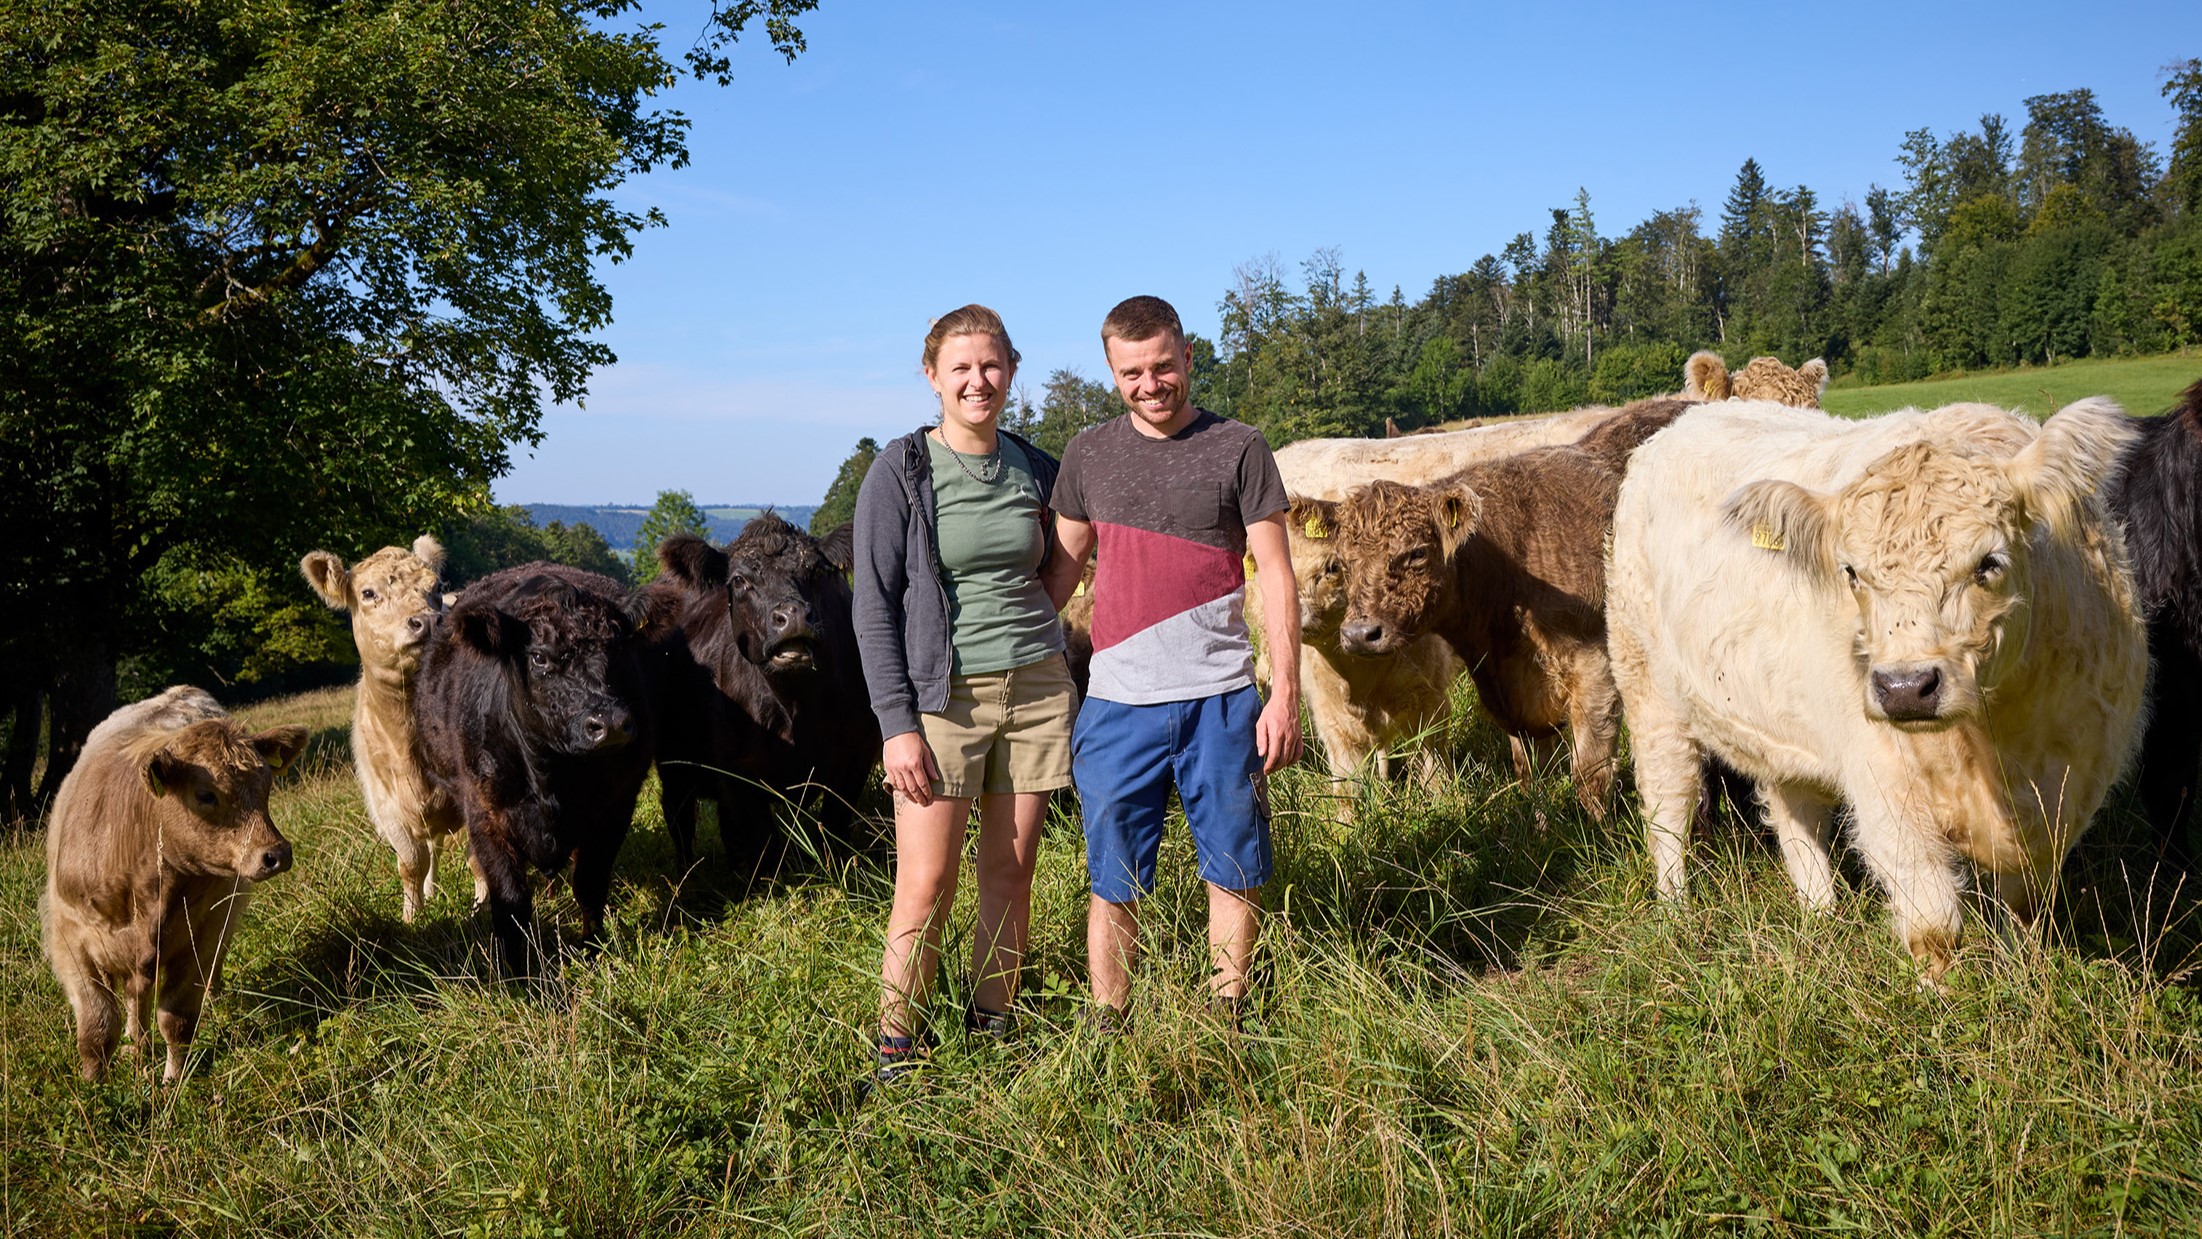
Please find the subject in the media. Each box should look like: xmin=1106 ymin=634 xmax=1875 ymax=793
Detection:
xmin=1080 ymin=1002 xmax=1129 ymax=1038
xmin=965 ymin=1004 xmax=1016 ymax=1040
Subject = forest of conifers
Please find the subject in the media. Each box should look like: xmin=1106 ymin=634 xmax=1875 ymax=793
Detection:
xmin=962 ymin=67 xmax=2202 ymax=463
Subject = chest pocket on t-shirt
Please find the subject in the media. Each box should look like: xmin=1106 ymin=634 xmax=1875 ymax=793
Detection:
xmin=1164 ymin=481 xmax=1234 ymax=542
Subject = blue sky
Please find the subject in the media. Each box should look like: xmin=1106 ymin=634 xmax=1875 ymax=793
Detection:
xmin=493 ymin=0 xmax=2200 ymax=506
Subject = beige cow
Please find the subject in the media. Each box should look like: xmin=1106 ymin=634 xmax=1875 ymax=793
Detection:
xmin=1682 ymin=351 xmax=1829 ymax=407
xmin=1608 ymin=399 xmax=2145 ymax=980
xmin=302 ymin=538 xmax=476 ymax=921
xmin=42 ymin=687 xmax=307 ymax=1080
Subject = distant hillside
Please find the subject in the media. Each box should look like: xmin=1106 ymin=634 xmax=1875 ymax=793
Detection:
xmin=522 ymin=504 xmax=820 ymax=552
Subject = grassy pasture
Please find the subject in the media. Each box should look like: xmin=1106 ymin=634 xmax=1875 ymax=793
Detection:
xmin=1822 ymin=353 xmax=2201 ymax=420
xmin=3 ymin=682 xmax=2201 ymax=1236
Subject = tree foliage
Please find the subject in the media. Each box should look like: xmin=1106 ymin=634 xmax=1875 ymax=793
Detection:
xmin=811 ymin=437 xmax=878 ymax=536
xmin=0 ymin=0 xmax=809 ymax=815
xmin=630 ymin=490 xmax=712 ymax=584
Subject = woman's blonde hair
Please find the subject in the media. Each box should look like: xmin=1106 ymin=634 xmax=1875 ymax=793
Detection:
xmin=922 ymin=304 xmax=1020 ymax=373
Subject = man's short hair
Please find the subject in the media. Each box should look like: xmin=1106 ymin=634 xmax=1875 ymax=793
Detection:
xmin=1100 ymin=296 xmax=1184 ymax=350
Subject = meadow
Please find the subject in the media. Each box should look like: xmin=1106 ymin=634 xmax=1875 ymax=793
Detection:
xmin=4 ymin=680 xmax=2199 ymax=1237
xmin=1822 ymin=353 xmax=2200 ymax=420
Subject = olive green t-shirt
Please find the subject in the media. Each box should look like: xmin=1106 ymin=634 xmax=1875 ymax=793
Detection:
xmin=927 ymin=433 xmax=1065 ymax=675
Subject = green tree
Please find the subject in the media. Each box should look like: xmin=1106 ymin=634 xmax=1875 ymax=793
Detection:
xmin=631 ymin=490 xmax=712 ymax=585
xmin=2164 ymin=58 xmax=2202 ymax=219
xmin=441 ymin=506 xmax=631 ymax=588
xmin=0 ymin=0 xmax=813 ymax=807
xmin=812 ymin=437 xmax=879 ymax=536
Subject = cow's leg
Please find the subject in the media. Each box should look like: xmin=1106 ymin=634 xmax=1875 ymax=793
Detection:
xmin=658 ymin=763 xmax=701 ymax=870
xmin=1566 ymin=651 xmax=1621 ymax=823
xmin=471 ymin=831 xmax=538 ymax=977
xmin=1846 ymin=787 xmax=1964 ymax=982
xmin=389 ymin=827 xmax=432 ymax=924
xmin=568 ymin=821 xmax=631 ymax=947
xmin=1623 ymin=703 xmax=1700 ymax=902
xmin=122 ymin=949 xmax=157 ymax=1063
xmin=2136 ymin=633 xmax=2202 ymax=870
xmin=1760 ymin=781 xmax=1836 ymax=912
xmin=54 ymin=948 xmax=121 ymax=1080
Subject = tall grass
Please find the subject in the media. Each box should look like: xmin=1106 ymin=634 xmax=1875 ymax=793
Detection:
xmin=2 ymin=684 xmax=2198 ymax=1235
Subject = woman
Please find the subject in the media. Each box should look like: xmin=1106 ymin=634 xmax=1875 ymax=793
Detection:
xmin=851 ymin=304 xmax=1074 ymax=1084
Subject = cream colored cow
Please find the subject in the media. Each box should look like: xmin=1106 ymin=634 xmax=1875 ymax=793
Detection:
xmin=301 ymin=538 xmax=477 ymax=921
xmin=1607 ymin=398 xmax=2146 ymax=980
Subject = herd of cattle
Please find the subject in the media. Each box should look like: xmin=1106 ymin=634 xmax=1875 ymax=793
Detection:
xmin=36 ymin=351 xmax=2202 ymax=1082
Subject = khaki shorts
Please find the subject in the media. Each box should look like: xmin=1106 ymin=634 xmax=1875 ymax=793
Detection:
xmin=917 ymin=654 xmax=1076 ymax=798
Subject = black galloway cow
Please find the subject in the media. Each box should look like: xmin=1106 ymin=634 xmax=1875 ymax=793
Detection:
xmin=643 ymin=515 xmax=880 ymax=874
xmin=415 ymin=563 xmax=655 ymax=974
xmin=2108 ymin=376 xmax=2202 ymax=866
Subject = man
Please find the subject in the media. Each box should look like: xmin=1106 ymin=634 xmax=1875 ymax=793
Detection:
xmin=1042 ymin=294 xmax=1301 ymax=1025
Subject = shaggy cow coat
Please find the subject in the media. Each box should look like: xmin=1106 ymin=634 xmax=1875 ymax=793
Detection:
xmin=1683 ymin=352 xmax=1830 ymax=407
xmin=42 ymin=686 xmax=307 ymax=1080
xmin=643 ymin=516 xmax=879 ymax=874
xmin=302 ymin=537 xmax=477 ymax=921
xmin=1327 ymin=402 xmax=1694 ymax=820
xmin=1608 ymin=399 xmax=2146 ymax=979
xmin=415 ymin=564 xmax=655 ymax=974
xmin=2106 ymin=376 xmax=2202 ymax=865
xmin=1249 ymin=496 xmax=1465 ymax=809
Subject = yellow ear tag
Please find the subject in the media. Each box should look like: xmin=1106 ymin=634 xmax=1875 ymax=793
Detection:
xmin=1750 ymin=524 xmax=1786 ymax=552
xmin=1073 ymin=579 xmax=1086 ymax=597
xmin=1304 ymin=515 xmax=1329 ymax=539
xmin=1446 ymin=507 xmax=1463 ymax=531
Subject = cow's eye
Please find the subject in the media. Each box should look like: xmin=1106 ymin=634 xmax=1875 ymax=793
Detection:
xmin=728 ymin=573 xmax=748 ymax=591
xmin=195 ymin=790 xmax=217 ymax=807
xmin=528 ymin=649 xmax=551 ymax=670
xmin=360 ymin=587 xmax=378 ymax=602
xmin=1841 ymin=563 xmax=1858 ymax=587
xmin=1975 ymin=552 xmax=2007 ymax=584
xmin=1322 ymin=560 xmax=1341 ymax=577
xmin=1402 ymin=548 xmax=1429 ymax=567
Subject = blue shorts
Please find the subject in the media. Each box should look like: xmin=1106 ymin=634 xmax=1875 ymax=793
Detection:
xmin=1073 ymin=685 xmax=1272 ymax=903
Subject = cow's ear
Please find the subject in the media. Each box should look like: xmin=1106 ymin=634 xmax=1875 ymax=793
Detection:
xmin=455 ymin=605 xmax=521 ymax=655
xmin=300 ymin=552 xmax=352 ymax=610
xmin=1797 ymin=359 xmax=1829 ymax=402
xmin=817 ymin=522 xmax=855 ymax=573
xmin=624 ymin=587 xmax=678 ymax=638
xmin=1723 ymin=479 xmax=1836 ymax=571
xmin=251 ymin=726 xmax=311 ymax=776
xmin=411 ymin=535 xmax=446 ymax=574
xmin=1684 ymin=351 xmax=1730 ymax=401
xmin=1287 ymin=495 xmax=1338 ymax=543
xmin=143 ymin=748 xmax=190 ymax=797
xmin=2008 ymin=396 xmax=2136 ymax=540
xmin=1436 ymin=485 xmax=1482 ymax=554
xmin=658 ymin=534 xmax=727 ymax=588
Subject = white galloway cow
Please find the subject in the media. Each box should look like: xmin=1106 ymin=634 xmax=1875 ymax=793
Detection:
xmin=1607 ymin=398 xmax=2147 ymax=980
xmin=1272 ymin=408 xmax=1619 ymax=501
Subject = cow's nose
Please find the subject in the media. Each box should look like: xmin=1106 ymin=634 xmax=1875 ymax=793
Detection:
xmin=584 ymin=710 xmax=633 ymax=750
xmin=405 ymin=613 xmax=430 ymax=638
xmin=1871 ymin=665 xmax=1943 ymax=720
xmin=769 ymin=604 xmax=814 ymax=634
xmin=260 ymin=841 xmax=293 ymax=877
xmin=1341 ymin=620 xmax=1387 ymax=653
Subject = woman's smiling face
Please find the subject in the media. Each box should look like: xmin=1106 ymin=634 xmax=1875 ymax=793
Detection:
xmin=925 ymin=332 xmax=1013 ymax=431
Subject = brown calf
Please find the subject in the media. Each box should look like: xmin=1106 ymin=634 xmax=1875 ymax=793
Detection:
xmin=41 ymin=687 xmax=306 ymax=1080
xmin=1332 ymin=402 xmax=1691 ymax=819
xmin=1251 ymin=497 xmax=1463 ymax=812
xmin=302 ymin=538 xmax=478 ymax=921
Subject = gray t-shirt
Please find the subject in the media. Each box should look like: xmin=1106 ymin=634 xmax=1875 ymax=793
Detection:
xmin=1051 ymin=409 xmax=1287 ymax=704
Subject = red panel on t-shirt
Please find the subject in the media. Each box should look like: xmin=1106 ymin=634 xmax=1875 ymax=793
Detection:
xmin=1090 ymin=521 xmax=1246 ymax=652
